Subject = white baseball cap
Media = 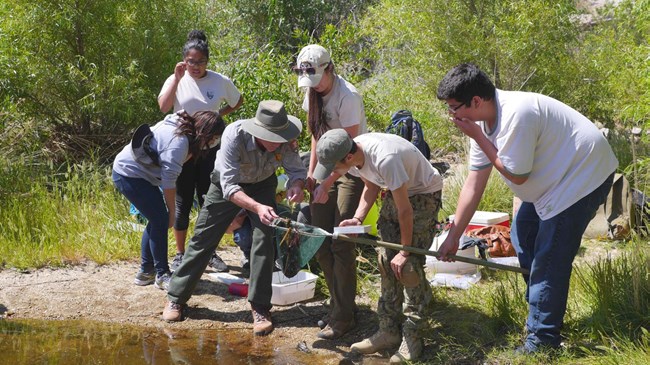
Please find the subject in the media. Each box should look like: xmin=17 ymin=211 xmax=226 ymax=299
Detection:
xmin=295 ymin=44 xmax=331 ymax=88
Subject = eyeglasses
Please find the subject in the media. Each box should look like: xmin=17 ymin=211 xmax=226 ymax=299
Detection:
xmin=185 ymin=59 xmax=208 ymax=67
xmin=447 ymin=103 xmax=465 ymax=113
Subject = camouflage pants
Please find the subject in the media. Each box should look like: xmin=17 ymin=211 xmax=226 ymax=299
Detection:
xmin=376 ymin=190 xmax=441 ymax=336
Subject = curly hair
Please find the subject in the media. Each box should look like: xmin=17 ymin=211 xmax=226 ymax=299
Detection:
xmin=183 ymin=30 xmax=209 ymax=59
xmin=175 ymin=110 xmax=225 ymax=159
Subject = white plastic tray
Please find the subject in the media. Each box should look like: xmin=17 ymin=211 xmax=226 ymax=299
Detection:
xmin=207 ymin=272 xmax=246 ymax=285
xmin=333 ymin=225 xmax=371 ymax=235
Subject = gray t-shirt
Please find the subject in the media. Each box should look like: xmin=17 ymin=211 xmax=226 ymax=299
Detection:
xmin=214 ymin=121 xmax=307 ymax=201
xmin=113 ymin=114 xmax=189 ymax=189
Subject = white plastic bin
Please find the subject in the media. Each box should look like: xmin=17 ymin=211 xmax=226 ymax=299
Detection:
xmin=425 ymin=231 xmax=478 ymax=275
xmin=271 ymin=271 xmax=318 ymax=306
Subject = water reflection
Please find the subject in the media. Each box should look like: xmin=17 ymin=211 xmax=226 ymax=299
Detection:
xmin=0 ymin=319 xmax=335 ymax=364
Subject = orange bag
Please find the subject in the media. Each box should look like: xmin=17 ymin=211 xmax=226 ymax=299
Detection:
xmin=466 ymin=225 xmax=516 ymax=257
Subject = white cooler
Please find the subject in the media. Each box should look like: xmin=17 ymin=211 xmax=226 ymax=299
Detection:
xmin=425 ymin=231 xmax=478 ymax=275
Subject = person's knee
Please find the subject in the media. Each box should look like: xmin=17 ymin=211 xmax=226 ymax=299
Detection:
xmin=174 ymin=215 xmax=190 ymax=231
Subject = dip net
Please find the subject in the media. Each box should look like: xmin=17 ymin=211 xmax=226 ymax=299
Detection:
xmin=272 ymin=218 xmax=329 ymax=278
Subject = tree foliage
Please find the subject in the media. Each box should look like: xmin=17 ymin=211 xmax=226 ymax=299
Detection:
xmin=0 ymin=0 xmax=209 ymax=159
xmin=0 ymin=0 xmax=647 ymax=164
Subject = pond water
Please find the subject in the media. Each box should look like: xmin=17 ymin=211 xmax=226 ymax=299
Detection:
xmin=0 ymin=319 xmax=338 ymax=364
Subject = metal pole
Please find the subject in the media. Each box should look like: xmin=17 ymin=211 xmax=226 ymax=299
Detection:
xmin=333 ymin=233 xmax=529 ymax=275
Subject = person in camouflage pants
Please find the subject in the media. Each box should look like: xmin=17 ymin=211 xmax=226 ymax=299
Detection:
xmin=376 ymin=190 xmax=441 ymax=349
xmin=312 ymin=129 xmax=443 ymax=364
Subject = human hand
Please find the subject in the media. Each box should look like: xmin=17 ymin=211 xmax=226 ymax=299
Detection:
xmin=286 ymin=185 xmax=304 ymax=204
xmin=438 ymin=234 xmax=459 ymax=262
xmin=311 ymin=183 xmax=330 ymax=204
xmin=390 ymin=252 xmax=408 ymax=280
xmin=450 ymin=116 xmax=482 ymax=140
xmin=256 ymin=205 xmax=279 ymax=226
xmin=339 ymin=217 xmax=361 ymax=227
xmin=305 ymin=176 xmax=317 ymax=193
xmin=174 ymin=62 xmax=187 ymax=81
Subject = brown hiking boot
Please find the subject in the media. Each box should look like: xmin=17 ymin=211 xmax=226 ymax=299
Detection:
xmin=350 ymin=330 xmax=401 ymax=354
xmin=389 ymin=333 xmax=423 ymax=364
xmin=251 ymin=306 xmax=273 ymax=336
xmin=317 ymin=319 xmax=356 ymax=340
xmin=162 ymin=301 xmax=185 ymax=322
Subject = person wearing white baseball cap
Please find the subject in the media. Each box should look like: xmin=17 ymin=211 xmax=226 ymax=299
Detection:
xmin=293 ymin=44 xmax=368 ymax=340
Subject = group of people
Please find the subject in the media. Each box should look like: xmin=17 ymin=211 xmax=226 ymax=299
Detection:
xmin=111 ymin=29 xmax=618 ymax=363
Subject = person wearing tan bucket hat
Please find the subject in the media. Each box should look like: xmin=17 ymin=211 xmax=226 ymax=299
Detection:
xmin=293 ymin=44 xmax=368 ymax=340
xmin=314 ymin=129 xmax=443 ymax=364
xmin=162 ymin=100 xmax=307 ymax=337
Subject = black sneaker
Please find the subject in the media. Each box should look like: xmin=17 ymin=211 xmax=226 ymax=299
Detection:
xmin=170 ymin=252 xmax=183 ymax=272
xmin=208 ymin=253 xmax=228 ymax=272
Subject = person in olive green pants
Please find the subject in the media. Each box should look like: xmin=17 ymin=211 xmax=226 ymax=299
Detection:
xmin=162 ymin=100 xmax=306 ymax=337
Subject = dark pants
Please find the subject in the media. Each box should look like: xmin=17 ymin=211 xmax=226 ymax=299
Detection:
xmin=234 ymin=217 xmax=252 ymax=259
xmin=174 ymin=147 xmax=218 ymax=230
xmin=167 ymin=173 xmax=278 ymax=310
xmin=311 ymin=174 xmax=364 ymax=322
xmin=511 ymin=173 xmax=614 ymax=351
xmin=112 ymin=171 xmax=170 ymax=276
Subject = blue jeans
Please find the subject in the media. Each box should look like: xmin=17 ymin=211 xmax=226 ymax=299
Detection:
xmin=112 ymin=171 xmax=170 ymax=276
xmin=511 ymin=173 xmax=614 ymax=351
xmin=233 ymin=217 xmax=252 ymax=259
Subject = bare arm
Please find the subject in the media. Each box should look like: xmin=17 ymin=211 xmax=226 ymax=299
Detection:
xmin=340 ymin=178 xmax=380 ymax=227
xmin=163 ymin=187 xmax=177 ymax=229
xmin=158 ymin=62 xmax=187 ymax=113
xmin=452 ymin=117 xmax=528 ymax=185
xmin=387 ymin=183 xmax=414 ymax=279
xmin=229 ymin=190 xmax=278 ymax=226
xmin=219 ymin=95 xmax=244 ymax=117
xmin=438 ymin=167 xmax=491 ymax=260
xmin=472 ymin=132 xmax=528 ymax=185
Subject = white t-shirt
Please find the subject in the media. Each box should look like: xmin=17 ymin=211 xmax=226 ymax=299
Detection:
xmin=469 ymin=89 xmax=618 ymax=220
xmin=159 ymin=70 xmax=241 ymax=115
xmin=302 ymin=75 xmax=367 ymax=134
xmin=348 ymin=133 xmax=443 ymax=196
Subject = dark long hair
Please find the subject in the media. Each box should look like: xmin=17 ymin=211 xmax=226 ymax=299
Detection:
xmin=176 ymin=110 xmax=225 ymax=159
xmin=183 ymin=30 xmax=209 ymax=59
xmin=307 ymin=64 xmax=334 ymax=139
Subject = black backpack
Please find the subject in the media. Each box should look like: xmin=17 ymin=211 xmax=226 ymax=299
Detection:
xmin=385 ymin=110 xmax=431 ymax=160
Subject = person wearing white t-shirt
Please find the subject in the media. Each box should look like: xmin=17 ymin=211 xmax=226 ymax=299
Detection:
xmin=436 ymin=63 xmax=617 ymax=354
xmin=313 ymin=130 xmax=442 ymax=363
xmin=293 ymin=44 xmax=367 ymax=340
xmin=158 ymin=30 xmax=243 ymax=273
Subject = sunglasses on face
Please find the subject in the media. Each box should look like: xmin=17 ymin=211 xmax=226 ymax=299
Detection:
xmin=292 ymin=62 xmax=330 ymax=76
xmin=292 ymin=66 xmax=317 ymax=76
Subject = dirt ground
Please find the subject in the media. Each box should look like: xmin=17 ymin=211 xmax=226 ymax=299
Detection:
xmin=0 ymin=245 xmax=389 ymax=364
xmin=0 ymin=236 xmax=621 ymax=364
